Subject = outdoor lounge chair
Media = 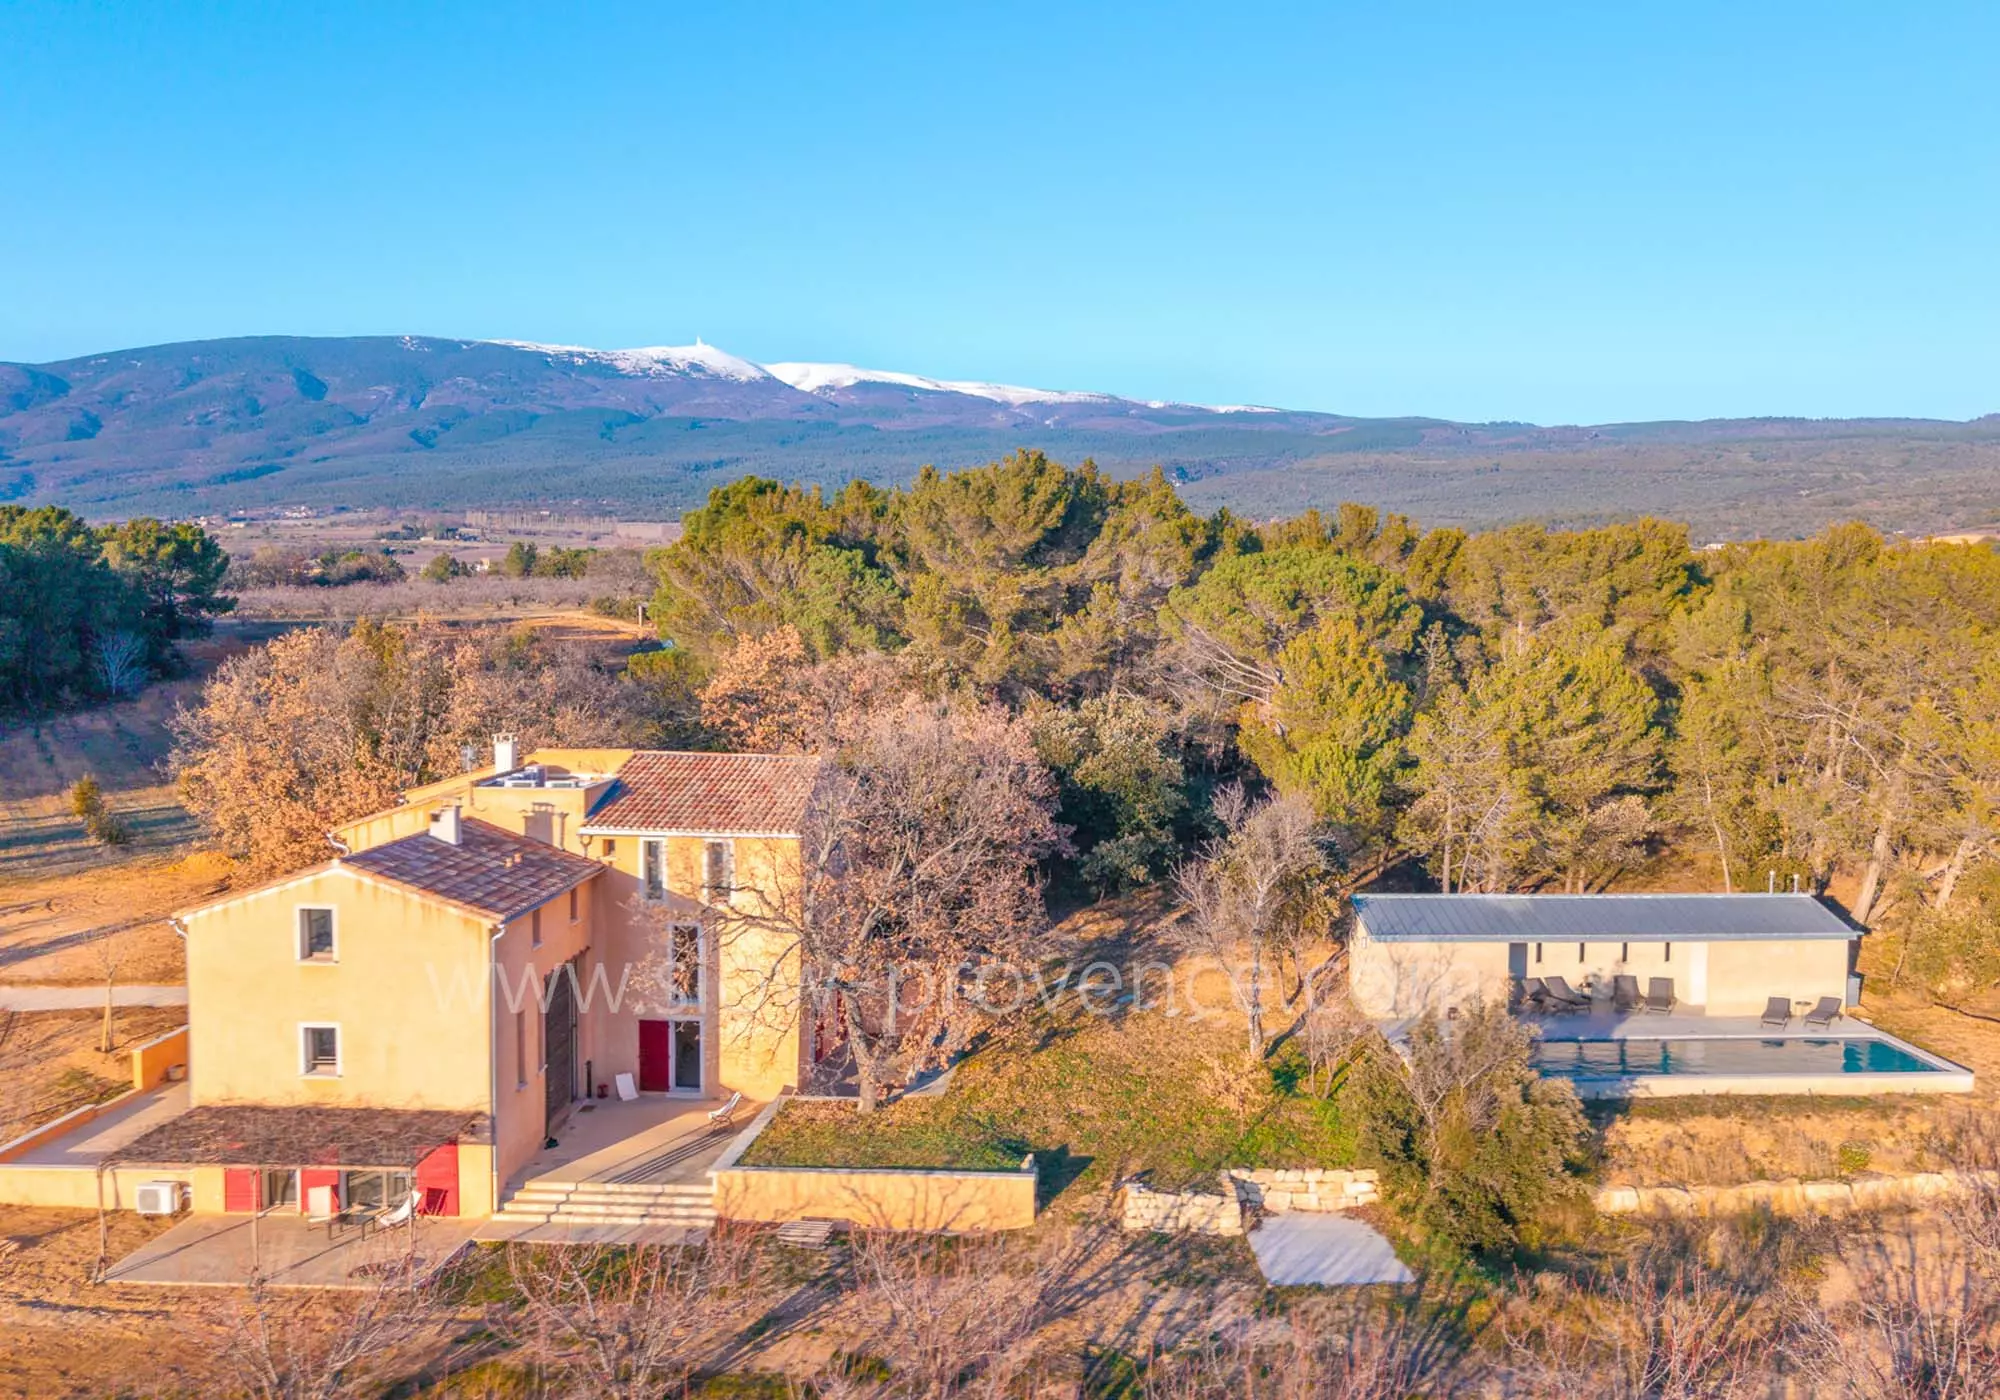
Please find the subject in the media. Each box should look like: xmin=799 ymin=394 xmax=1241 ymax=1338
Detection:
xmin=1761 ymin=996 xmax=1792 ymax=1028
xmin=1517 ymin=977 xmax=1553 ymax=1012
xmin=1644 ymin=978 xmax=1677 ymax=1015
xmin=1542 ymin=975 xmax=1591 ymax=1010
xmin=1805 ymin=996 xmax=1843 ymax=1029
xmin=707 ymin=1090 xmax=744 ymax=1128
xmin=1613 ymin=975 xmax=1643 ymax=1013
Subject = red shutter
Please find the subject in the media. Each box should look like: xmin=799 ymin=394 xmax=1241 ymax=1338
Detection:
xmin=415 ymin=1142 xmax=459 ymax=1217
xmin=223 ymin=1167 xmax=260 ymax=1213
xmin=298 ymin=1167 xmax=341 ymax=1214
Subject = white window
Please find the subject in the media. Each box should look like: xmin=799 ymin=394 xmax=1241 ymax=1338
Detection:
xmin=297 ymin=907 xmax=336 ymax=962
xmin=668 ymin=923 xmax=703 ymax=1007
xmin=301 ymin=1024 xmax=341 ymax=1076
xmin=641 ymin=839 xmax=667 ymax=901
xmin=703 ymin=840 xmax=735 ymax=904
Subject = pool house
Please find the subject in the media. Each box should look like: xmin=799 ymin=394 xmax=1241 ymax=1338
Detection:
xmin=1349 ymin=893 xmax=1972 ymax=1097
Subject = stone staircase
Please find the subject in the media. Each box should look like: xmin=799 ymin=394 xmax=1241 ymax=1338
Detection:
xmin=491 ymin=1177 xmax=717 ymax=1232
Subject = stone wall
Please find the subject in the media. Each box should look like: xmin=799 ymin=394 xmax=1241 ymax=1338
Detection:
xmin=1119 ymin=1168 xmax=1381 ymax=1235
xmin=1227 ymin=1167 xmax=1380 ymax=1212
xmin=1120 ymin=1181 xmax=1244 ymax=1235
xmin=1594 ymin=1169 xmax=1997 ymax=1218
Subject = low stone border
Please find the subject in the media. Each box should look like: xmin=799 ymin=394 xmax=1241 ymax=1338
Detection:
xmin=1595 ymin=1169 xmax=1998 ymax=1217
xmin=1120 ymin=1168 xmax=1382 ymax=1236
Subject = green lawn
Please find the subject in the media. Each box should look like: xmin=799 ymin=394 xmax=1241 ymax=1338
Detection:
xmin=740 ymin=1000 xmax=1356 ymax=1202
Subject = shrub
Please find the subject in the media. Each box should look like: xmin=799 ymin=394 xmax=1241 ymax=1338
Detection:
xmin=1349 ymin=998 xmax=1587 ymax=1260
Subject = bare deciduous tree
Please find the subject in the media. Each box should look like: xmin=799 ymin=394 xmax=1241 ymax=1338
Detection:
xmin=210 ymin=1265 xmax=440 ymax=1400
xmin=720 ymin=696 xmax=1063 ymax=1112
xmin=1172 ymin=785 xmax=1328 ymax=1058
xmin=1142 ymin=1291 xmax=1469 ymax=1400
xmin=1786 ymin=1232 xmax=2000 ymax=1400
xmin=1501 ymin=1253 xmax=1765 ymax=1400
xmin=497 ymin=1228 xmax=767 ymax=1399
xmin=92 ymin=628 xmax=149 ymax=698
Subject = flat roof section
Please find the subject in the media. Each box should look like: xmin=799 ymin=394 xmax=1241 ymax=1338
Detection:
xmin=1353 ymin=893 xmax=1856 ymax=943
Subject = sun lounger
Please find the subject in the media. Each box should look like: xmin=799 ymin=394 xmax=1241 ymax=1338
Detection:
xmin=1761 ymin=996 xmax=1792 ymax=1028
xmin=1613 ymin=975 xmax=1643 ymax=1012
xmin=707 ymin=1090 xmax=744 ymax=1128
xmin=1804 ymin=996 xmax=1843 ymax=1029
xmin=1542 ymin=975 xmax=1591 ymax=1010
xmin=1644 ymin=978 xmax=1677 ymax=1015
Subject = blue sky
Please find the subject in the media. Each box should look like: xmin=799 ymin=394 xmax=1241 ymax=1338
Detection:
xmin=2 ymin=2 xmax=1995 ymax=423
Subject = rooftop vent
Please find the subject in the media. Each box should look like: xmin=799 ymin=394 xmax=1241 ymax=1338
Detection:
xmin=493 ymin=733 xmax=519 ymax=774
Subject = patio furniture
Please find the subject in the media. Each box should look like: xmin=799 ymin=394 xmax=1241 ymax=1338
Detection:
xmin=1644 ymin=978 xmax=1677 ymax=1015
xmin=1761 ymin=996 xmax=1792 ymax=1028
xmin=1613 ymin=975 xmax=1643 ymax=1012
xmin=306 ymin=1183 xmax=341 ymax=1237
xmin=1542 ymin=976 xmax=1591 ymax=1010
xmin=363 ymin=1188 xmax=421 ymax=1238
xmin=1517 ymin=977 xmax=1552 ymax=1012
xmin=614 ymin=1072 xmax=638 ymax=1101
xmin=1804 ymin=996 xmax=1843 ymax=1029
xmin=707 ymin=1090 xmax=744 ymax=1128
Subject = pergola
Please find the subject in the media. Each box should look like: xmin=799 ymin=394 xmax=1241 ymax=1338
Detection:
xmin=95 ymin=1104 xmax=482 ymax=1280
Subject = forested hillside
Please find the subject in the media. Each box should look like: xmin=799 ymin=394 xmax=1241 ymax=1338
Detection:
xmin=646 ymin=453 xmax=2000 ymax=983
xmin=0 ymin=506 xmax=232 ymax=712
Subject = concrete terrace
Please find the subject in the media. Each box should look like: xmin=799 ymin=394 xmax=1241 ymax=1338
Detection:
xmin=107 ymin=1211 xmax=481 ymax=1288
xmin=502 ymin=1095 xmax=749 ymax=1190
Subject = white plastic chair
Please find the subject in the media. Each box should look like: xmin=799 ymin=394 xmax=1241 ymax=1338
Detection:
xmin=615 ymin=1072 xmax=638 ymax=1101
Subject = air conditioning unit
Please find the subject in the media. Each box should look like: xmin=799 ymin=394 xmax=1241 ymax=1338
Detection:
xmin=134 ymin=1180 xmax=187 ymax=1217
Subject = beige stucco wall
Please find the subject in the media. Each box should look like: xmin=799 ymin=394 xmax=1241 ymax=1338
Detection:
xmin=185 ymin=867 xmax=495 ymax=1112
xmin=714 ymin=1161 xmax=1037 ymax=1231
xmin=1704 ymin=938 xmax=1851 ymax=1015
xmin=1348 ymin=931 xmax=1513 ymax=1018
xmin=182 ymin=859 xmax=599 ymax=1209
xmin=1349 ymin=927 xmax=1855 ymax=1019
xmin=582 ymin=831 xmax=805 ymax=1102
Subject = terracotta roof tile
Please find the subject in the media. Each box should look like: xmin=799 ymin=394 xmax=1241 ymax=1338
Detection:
xmin=583 ymin=751 xmax=822 ymax=835
xmin=342 ymin=818 xmax=601 ymax=923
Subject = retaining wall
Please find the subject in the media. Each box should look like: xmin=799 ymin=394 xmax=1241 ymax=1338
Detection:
xmin=1120 ymin=1168 xmax=1382 ymax=1235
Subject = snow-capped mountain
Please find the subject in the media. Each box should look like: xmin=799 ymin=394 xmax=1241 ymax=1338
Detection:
xmin=7 ymin=332 xmax=1990 ymax=527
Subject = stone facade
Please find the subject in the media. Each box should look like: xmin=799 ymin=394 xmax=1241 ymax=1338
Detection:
xmin=1119 ymin=1168 xmax=1381 ymax=1235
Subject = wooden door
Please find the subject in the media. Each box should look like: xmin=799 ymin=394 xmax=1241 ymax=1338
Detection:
xmin=544 ymin=963 xmax=577 ymax=1131
xmin=637 ymin=1018 xmax=672 ymax=1092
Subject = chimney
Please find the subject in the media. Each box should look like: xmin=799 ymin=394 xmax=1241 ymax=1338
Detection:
xmin=430 ymin=804 xmax=463 ymax=846
xmin=493 ymin=733 xmax=518 ymax=774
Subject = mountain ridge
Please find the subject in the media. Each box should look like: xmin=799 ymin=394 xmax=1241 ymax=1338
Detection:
xmin=4 ymin=334 xmax=1999 ymax=538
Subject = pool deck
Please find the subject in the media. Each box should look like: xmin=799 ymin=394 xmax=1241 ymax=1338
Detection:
xmin=1396 ymin=1009 xmax=1976 ymax=1099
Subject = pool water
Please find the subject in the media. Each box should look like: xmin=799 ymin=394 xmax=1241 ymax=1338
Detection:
xmin=1531 ymin=1036 xmax=1939 ymax=1078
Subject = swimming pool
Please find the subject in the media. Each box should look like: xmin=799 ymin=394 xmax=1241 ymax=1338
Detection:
xmin=1523 ymin=1030 xmax=1974 ymax=1097
xmin=1533 ymin=1036 xmax=1939 ymax=1078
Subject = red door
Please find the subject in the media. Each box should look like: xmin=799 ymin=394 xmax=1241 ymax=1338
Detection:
xmin=637 ymin=1019 xmax=671 ymax=1091
xmin=223 ymin=1167 xmax=259 ymax=1213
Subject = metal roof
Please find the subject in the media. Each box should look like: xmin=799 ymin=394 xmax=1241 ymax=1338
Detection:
xmin=1352 ymin=893 xmax=1855 ymax=943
